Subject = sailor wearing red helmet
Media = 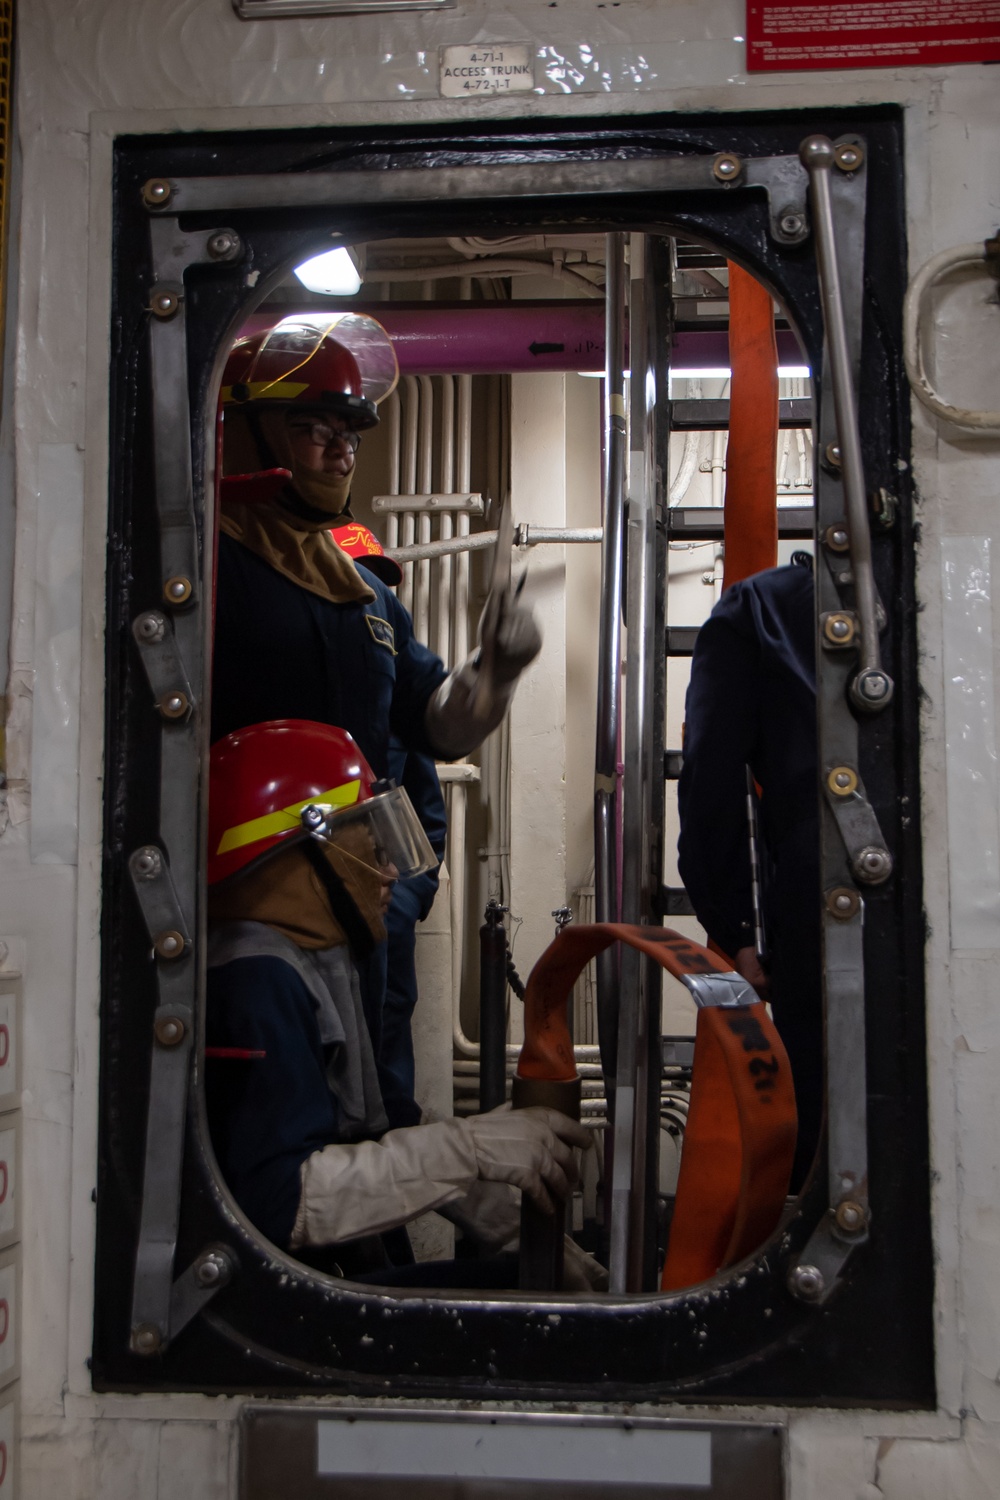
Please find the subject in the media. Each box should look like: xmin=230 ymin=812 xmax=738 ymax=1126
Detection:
xmin=212 ymin=316 xmax=540 ymax=778
xmin=205 ymin=720 xmax=602 ymax=1288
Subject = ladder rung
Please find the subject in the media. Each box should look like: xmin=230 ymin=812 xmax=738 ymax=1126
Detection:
xmin=656 ymin=886 xmax=697 ymax=918
xmin=662 ymin=1037 xmax=695 ymax=1069
xmin=667 ymin=505 xmax=814 ymax=541
xmin=666 ymin=626 xmax=700 ymax=656
xmin=670 ymin=398 xmax=812 ymax=430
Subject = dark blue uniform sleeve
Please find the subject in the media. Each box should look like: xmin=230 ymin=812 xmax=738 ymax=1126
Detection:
xmin=205 ymin=956 xmax=341 ymax=1250
xmin=373 ymin=584 xmax=451 ymax=762
xmin=677 ymin=598 xmax=759 ymax=961
xmin=211 ymin=540 xmax=449 ymax=776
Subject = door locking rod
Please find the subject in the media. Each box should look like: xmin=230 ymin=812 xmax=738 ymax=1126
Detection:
xmin=800 ymin=135 xmax=893 ymax=715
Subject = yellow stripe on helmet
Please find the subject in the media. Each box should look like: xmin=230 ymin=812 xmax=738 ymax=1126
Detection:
xmin=221 ymin=379 xmax=311 ymax=404
xmin=216 ymin=780 xmax=362 ymax=857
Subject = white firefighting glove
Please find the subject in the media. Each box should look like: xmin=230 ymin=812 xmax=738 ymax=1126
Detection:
xmin=423 ymin=581 xmax=542 ymax=759
xmin=290 ymin=1104 xmax=590 ymax=1249
xmin=561 ymin=1237 xmax=610 ymax=1292
xmin=439 ymin=1181 xmax=608 ymax=1291
xmin=437 ymin=1179 xmax=522 ymax=1251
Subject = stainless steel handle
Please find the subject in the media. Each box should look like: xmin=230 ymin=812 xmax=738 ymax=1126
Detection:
xmin=800 ymin=135 xmax=893 ymax=714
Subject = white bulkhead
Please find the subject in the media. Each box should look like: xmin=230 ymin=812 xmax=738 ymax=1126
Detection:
xmin=0 ymin=0 xmax=997 ymax=1494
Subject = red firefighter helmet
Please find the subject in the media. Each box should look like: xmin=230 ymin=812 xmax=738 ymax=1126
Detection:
xmin=208 ymin=719 xmax=436 ymax=887
xmin=221 ymin=314 xmax=398 ymax=431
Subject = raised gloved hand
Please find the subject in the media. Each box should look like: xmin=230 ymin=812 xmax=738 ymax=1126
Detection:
xmin=561 ymin=1236 xmax=610 ymax=1292
xmin=423 ymin=578 xmax=542 ymax=759
xmin=291 ymin=1103 xmax=590 ymax=1250
xmin=478 ymin=578 xmax=542 ymax=685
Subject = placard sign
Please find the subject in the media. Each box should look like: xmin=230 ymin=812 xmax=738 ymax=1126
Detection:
xmin=439 ymin=45 xmax=534 ymax=97
xmin=241 ymin=1408 xmax=785 ymax=1500
xmin=747 ymin=0 xmax=1000 ymax=70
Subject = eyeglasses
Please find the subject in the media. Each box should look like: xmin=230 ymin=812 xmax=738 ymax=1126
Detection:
xmin=286 ymin=418 xmax=361 ymax=453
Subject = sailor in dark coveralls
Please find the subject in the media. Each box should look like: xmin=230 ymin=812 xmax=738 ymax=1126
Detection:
xmin=212 ymin=318 xmax=537 ymax=1119
xmin=205 ymin=718 xmax=603 ymax=1289
xmin=677 ymin=557 xmax=821 ymax=1185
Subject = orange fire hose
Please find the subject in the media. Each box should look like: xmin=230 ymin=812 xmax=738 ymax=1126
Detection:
xmin=722 ymin=262 xmax=779 ymax=591
xmin=514 ymin=923 xmax=796 ymax=1290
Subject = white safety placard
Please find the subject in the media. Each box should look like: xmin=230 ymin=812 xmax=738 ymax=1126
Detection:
xmin=439 ymin=45 xmax=535 ymax=97
xmin=317 ymin=1418 xmax=711 ymax=1486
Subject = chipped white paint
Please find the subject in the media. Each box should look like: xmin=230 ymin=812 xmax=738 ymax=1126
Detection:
xmin=0 ymin=0 xmax=997 ymax=1495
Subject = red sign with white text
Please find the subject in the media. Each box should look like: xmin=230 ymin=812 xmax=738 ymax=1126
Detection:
xmin=747 ymin=0 xmax=1000 ymax=70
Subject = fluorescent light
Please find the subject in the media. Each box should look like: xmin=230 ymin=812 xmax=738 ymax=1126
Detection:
xmin=579 ymin=365 xmax=812 ymax=381
xmin=670 ymin=367 xmax=732 ymax=381
xmin=670 ymin=365 xmax=812 ymax=381
xmin=293 ymin=247 xmax=362 ymax=297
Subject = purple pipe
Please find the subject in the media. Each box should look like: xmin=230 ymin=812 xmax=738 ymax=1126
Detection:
xmin=239 ymin=304 xmax=806 ymax=376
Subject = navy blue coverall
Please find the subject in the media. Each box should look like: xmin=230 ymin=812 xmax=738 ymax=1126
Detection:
xmin=206 ymin=949 xmax=518 ymax=1288
xmin=677 ymin=561 xmax=821 ymax=1184
xmin=211 ymin=533 xmax=451 ymax=1183
xmin=211 ymin=535 xmax=447 ymax=774
xmin=380 ymin=744 xmax=448 ymax=1129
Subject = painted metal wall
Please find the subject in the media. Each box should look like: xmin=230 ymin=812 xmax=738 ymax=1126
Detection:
xmin=1 ymin=0 xmax=998 ymax=1493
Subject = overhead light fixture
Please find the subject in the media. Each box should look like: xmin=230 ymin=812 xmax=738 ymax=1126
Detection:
xmin=670 ymin=365 xmax=812 ymax=382
xmin=293 ymin=247 xmax=362 ymax=298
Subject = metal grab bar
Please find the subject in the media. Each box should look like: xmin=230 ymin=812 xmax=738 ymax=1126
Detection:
xmin=902 ymin=236 xmax=1000 ymax=433
xmin=800 ymin=135 xmax=893 ymax=715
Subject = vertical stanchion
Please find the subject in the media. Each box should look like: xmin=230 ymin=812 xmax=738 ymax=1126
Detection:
xmin=594 ymin=233 xmax=627 ymax=1087
xmin=478 ymin=902 xmax=509 ymax=1112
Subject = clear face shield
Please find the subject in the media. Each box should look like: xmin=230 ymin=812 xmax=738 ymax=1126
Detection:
xmin=300 ymin=783 xmax=438 ymax=881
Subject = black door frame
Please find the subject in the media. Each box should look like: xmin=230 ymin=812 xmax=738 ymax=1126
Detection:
xmin=95 ymin=107 xmax=932 ymax=1405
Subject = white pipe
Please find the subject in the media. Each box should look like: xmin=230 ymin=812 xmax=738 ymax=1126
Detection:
xmin=903 ymin=239 xmax=1000 ymax=432
xmin=400 ymin=509 xmax=416 ymax=615
xmin=386 ymin=390 xmax=401 ymax=498
xmin=399 ymin=377 xmax=420 ymax=612
xmin=439 ymin=376 xmax=455 ymax=496
xmin=414 ymin=377 xmax=434 ymax=644
xmin=450 ymin=781 xmax=475 ymax=1056
xmin=436 ymin=762 xmax=481 ymax=783
xmin=436 ymin=513 xmax=454 ymax=665
xmin=710 ymin=429 xmax=726 ymax=508
xmin=795 ymin=427 xmax=809 ymax=491
xmin=401 ymin=376 xmax=419 ymax=495
xmin=385 ymin=393 xmax=401 ymax=550
xmin=390 ymin=526 xmax=601 ymax=564
xmin=437 ymin=377 xmax=456 ymax=666
xmin=777 ymin=429 xmax=791 ymax=491
xmin=418 ymin=375 xmax=435 ymax=494
xmin=668 ymin=430 xmax=701 ymax=506
xmin=415 ymin=513 xmax=432 ymax=645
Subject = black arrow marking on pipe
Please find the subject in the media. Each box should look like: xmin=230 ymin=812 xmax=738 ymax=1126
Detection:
xmin=528 ymin=341 xmax=565 ymax=356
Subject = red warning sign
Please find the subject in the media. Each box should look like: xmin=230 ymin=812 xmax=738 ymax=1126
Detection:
xmin=747 ymin=0 xmax=1000 ymax=70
